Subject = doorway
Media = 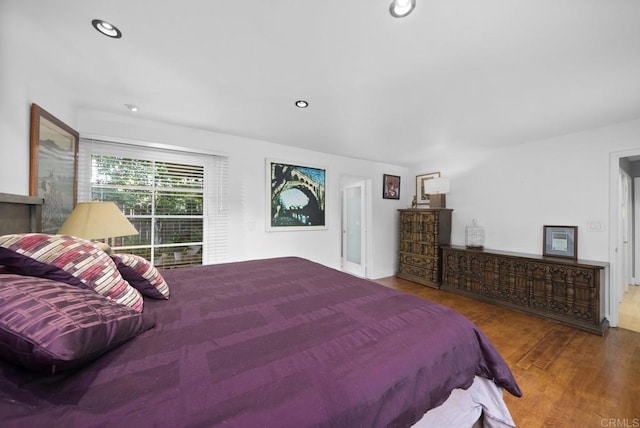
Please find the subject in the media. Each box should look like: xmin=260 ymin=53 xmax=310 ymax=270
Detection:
xmin=610 ymin=150 xmax=640 ymax=329
xmin=620 ymin=169 xmax=632 ymax=296
xmin=341 ymin=179 xmax=369 ymax=278
xmin=616 ymin=161 xmax=640 ymax=333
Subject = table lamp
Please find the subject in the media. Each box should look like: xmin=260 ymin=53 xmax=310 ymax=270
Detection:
xmin=423 ymin=177 xmax=450 ymax=209
xmin=58 ymin=201 xmax=139 ymax=254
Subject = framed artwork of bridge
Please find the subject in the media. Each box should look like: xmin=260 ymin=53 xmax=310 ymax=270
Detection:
xmin=266 ymin=159 xmax=327 ymax=231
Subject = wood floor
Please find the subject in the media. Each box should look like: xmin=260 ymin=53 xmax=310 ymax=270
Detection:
xmin=619 ymin=285 xmax=640 ymax=333
xmin=375 ymin=276 xmax=640 ymax=428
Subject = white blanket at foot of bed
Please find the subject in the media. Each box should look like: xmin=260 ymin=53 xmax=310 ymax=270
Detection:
xmin=413 ymin=376 xmax=516 ymax=428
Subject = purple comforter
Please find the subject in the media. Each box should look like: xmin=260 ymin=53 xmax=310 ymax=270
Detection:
xmin=0 ymin=257 xmax=521 ymax=427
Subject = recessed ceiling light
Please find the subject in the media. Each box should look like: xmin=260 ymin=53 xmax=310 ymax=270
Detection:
xmin=92 ymin=19 xmax=122 ymax=38
xmin=125 ymin=104 xmax=139 ymax=112
xmin=295 ymin=100 xmax=309 ymax=108
xmin=389 ymin=0 xmax=416 ymax=18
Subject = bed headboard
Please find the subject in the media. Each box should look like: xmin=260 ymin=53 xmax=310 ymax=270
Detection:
xmin=0 ymin=192 xmax=44 ymax=235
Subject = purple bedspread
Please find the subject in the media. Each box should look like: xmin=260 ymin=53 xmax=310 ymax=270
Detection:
xmin=0 ymin=257 xmax=521 ymax=427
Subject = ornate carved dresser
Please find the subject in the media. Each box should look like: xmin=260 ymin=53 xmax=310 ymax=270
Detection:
xmin=397 ymin=209 xmax=452 ymax=289
xmin=441 ymin=245 xmax=609 ymax=335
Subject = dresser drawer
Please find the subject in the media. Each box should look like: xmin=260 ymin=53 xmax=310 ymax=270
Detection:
xmin=399 ymin=231 xmax=437 ymax=244
xmin=399 ymin=241 xmax=439 ymax=257
xmin=400 ymin=252 xmax=437 ymax=269
xmin=400 ymin=211 xmax=438 ymax=225
xmin=398 ymin=263 xmax=439 ymax=286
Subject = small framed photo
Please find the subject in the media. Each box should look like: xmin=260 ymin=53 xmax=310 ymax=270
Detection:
xmin=415 ymin=172 xmax=440 ymax=206
xmin=383 ymin=174 xmax=400 ymax=200
xmin=543 ymin=225 xmax=578 ymax=259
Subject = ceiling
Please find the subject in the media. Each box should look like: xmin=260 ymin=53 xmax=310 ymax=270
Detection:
xmin=7 ymin=0 xmax=640 ymax=165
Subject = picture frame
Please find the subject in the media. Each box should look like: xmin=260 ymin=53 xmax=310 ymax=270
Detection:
xmin=543 ymin=225 xmax=578 ymax=259
xmin=266 ymin=159 xmax=327 ymax=231
xmin=29 ymin=103 xmax=79 ymax=234
xmin=415 ymin=172 xmax=440 ymax=206
xmin=382 ymin=174 xmax=400 ymax=200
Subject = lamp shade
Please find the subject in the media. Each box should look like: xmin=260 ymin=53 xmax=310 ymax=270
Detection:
xmin=423 ymin=177 xmax=450 ymax=195
xmin=58 ymin=201 xmax=139 ymax=240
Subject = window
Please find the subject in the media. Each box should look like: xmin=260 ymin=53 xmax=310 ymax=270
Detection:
xmin=78 ymin=139 xmax=228 ymax=268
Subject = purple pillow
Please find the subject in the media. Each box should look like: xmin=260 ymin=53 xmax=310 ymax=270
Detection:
xmin=111 ymin=253 xmax=170 ymax=300
xmin=0 ymin=233 xmax=143 ymax=312
xmin=0 ymin=273 xmax=154 ymax=373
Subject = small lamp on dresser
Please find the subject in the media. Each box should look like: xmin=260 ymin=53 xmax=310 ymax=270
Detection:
xmin=424 ymin=177 xmax=450 ymax=208
xmin=58 ymin=201 xmax=139 ymax=254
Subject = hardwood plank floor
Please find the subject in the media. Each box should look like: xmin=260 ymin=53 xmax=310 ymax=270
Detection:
xmin=620 ymin=285 xmax=640 ymax=333
xmin=375 ymin=276 xmax=640 ymax=427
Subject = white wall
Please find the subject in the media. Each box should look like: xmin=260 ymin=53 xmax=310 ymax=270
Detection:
xmin=409 ymin=118 xmax=640 ymax=263
xmin=4 ymin=1 xmax=640 ymax=282
xmin=77 ymin=111 xmax=408 ymax=278
xmin=0 ymin=2 xmax=408 ymax=278
xmin=3 ymin=90 xmax=407 ymax=278
xmin=0 ymin=3 xmax=78 ymax=195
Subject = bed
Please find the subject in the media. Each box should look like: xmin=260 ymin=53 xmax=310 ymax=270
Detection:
xmin=0 ymin=193 xmax=521 ymax=427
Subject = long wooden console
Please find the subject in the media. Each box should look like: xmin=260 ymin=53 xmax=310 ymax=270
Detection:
xmin=441 ymin=245 xmax=609 ymax=335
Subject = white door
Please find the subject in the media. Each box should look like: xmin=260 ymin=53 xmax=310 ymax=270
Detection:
xmin=342 ymin=181 xmax=366 ymax=277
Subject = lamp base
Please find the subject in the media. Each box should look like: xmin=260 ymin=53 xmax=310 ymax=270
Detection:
xmin=429 ymin=194 xmax=446 ymax=209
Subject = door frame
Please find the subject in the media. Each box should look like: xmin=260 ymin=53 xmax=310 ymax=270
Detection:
xmin=634 ymin=176 xmax=640 ymax=284
xmin=609 ymin=148 xmax=640 ymax=327
xmin=620 ymin=169 xmax=632 ymax=295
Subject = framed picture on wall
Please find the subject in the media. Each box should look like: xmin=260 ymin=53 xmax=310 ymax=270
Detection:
xmin=543 ymin=225 xmax=578 ymax=259
xmin=266 ymin=159 xmax=327 ymax=231
xmin=415 ymin=171 xmax=440 ymax=206
xmin=382 ymin=174 xmax=400 ymax=200
xmin=29 ymin=103 xmax=79 ymax=234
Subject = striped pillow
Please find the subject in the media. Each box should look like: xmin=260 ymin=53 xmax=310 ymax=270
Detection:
xmin=111 ymin=253 xmax=170 ymax=300
xmin=0 ymin=233 xmax=143 ymax=312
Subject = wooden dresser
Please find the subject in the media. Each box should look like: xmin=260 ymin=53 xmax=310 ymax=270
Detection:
xmin=441 ymin=245 xmax=609 ymax=335
xmin=397 ymin=209 xmax=452 ymax=288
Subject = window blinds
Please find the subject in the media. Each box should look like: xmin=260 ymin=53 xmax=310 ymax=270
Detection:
xmin=78 ymin=138 xmax=228 ymax=265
